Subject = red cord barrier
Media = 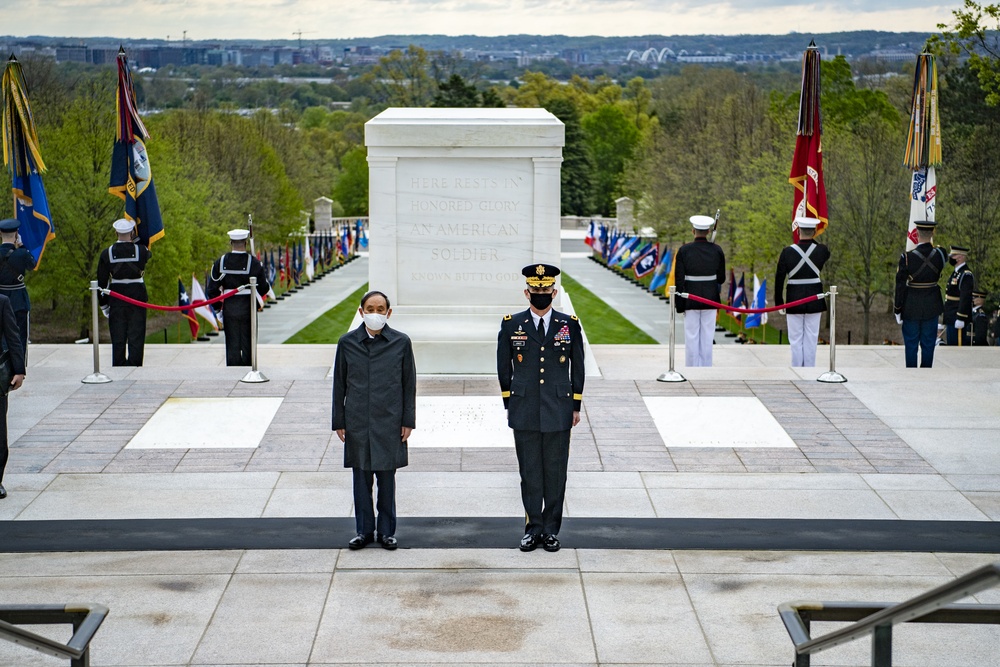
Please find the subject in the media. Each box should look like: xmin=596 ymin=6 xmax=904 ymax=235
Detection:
xmin=103 ymin=287 xmax=245 ymax=312
xmin=680 ymin=292 xmax=825 ymax=314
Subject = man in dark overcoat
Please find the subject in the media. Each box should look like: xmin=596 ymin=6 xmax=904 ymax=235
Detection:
xmin=894 ymin=220 xmax=946 ymax=367
xmin=497 ymin=263 xmax=585 ymax=553
xmin=775 ymin=216 xmax=830 ymax=367
xmin=0 ymin=293 xmax=27 ymax=500
xmin=332 ymin=290 xmax=416 ymax=550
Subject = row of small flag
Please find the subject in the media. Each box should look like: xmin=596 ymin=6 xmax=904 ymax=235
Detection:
xmin=585 ymin=221 xmax=769 ymax=329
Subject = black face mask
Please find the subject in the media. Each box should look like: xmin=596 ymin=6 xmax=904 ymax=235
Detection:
xmin=529 ymin=292 xmax=553 ymax=310
xmin=949 ymin=257 xmax=958 ymax=266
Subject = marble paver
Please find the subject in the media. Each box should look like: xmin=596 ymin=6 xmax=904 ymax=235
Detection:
xmin=127 ymin=397 xmax=284 ymax=449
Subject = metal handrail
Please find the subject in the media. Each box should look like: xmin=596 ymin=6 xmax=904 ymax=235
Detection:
xmin=0 ymin=604 xmax=109 ymax=666
xmin=779 ymin=562 xmax=1000 ymax=666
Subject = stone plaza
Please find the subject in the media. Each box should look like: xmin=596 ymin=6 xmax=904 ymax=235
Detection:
xmin=1 ymin=250 xmax=999 ymax=665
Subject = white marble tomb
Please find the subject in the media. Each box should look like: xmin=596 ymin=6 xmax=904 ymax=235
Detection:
xmin=365 ymin=108 xmax=565 ymax=373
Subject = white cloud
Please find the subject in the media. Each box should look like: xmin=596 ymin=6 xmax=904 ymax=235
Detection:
xmin=1 ymin=0 xmax=959 ymax=39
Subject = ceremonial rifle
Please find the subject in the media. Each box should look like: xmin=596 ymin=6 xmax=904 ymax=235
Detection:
xmin=709 ymin=208 xmax=721 ymax=243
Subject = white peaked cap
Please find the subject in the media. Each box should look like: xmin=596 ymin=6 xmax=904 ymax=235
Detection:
xmin=689 ymin=215 xmax=715 ymax=230
xmin=228 ymin=229 xmax=250 ymax=241
xmin=112 ymin=218 xmax=135 ymax=233
xmin=794 ymin=216 xmax=820 ymax=229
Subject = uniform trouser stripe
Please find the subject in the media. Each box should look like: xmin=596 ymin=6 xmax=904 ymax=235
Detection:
xmin=513 ymin=429 xmax=570 ymax=536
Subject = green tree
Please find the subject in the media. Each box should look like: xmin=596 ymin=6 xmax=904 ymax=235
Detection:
xmin=934 ymin=0 xmax=1000 ymax=106
xmin=582 ymin=105 xmax=641 ymax=216
xmin=546 ymin=98 xmax=594 ymax=216
xmin=363 ymin=46 xmax=435 ymax=107
xmin=332 ymin=147 xmax=369 ymax=216
xmin=432 ymin=74 xmax=480 ymax=107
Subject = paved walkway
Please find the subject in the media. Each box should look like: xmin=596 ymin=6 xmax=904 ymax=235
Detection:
xmin=1 ymin=344 xmax=999 ymax=666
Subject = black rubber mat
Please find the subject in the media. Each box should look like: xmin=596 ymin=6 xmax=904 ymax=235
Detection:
xmin=2 ymin=517 xmax=1000 ymax=553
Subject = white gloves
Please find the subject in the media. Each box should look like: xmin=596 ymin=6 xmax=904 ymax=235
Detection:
xmin=895 ymin=313 xmax=902 ymax=325
xmin=778 ymin=309 xmax=786 ymax=316
xmin=101 ymin=305 xmax=110 ymax=319
xmin=954 ymin=320 xmax=965 ymax=330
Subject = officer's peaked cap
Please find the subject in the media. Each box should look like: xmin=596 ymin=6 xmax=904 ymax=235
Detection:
xmin=523 ymin=263 xmax=559 ymax=288
xmin=794 ymin=216 xmax=821 ymax=229
xmin=0 ymin=218 xmax=20 ymax=232
xmin=949 ymin=245 xmax=970 ymax=255
xmin=689 ymin=215 xmax=715 ymax=230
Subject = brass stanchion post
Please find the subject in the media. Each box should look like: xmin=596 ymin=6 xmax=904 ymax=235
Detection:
xmin=657 ymin=285 xmax=687 ymax=382
xmin=817 ymin=285 xmax=847 ymax=383
xmin=240 ymin=276 xmax=268 ymax=383
xmin=82 ymin=280 xmax=112 ymax=384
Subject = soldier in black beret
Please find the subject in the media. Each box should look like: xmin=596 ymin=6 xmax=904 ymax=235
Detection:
xmin=0 ymin=218 xmax=36 ymax=363
xmin=497 ymin=263 xmax=585 ymax=553
xmin=894 ymin=221 xmax=946 ymax=367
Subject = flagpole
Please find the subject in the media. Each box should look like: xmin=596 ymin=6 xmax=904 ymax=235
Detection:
xmin=657 ymin=285 xmax=686 ymax=382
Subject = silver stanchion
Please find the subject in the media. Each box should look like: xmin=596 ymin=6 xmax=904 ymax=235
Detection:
xmin=240 ymin=276 xmax=269 ymax=383
xmin=82 ymin=280 xmax=112 ymax=384
xmin=817 ymin=285 xmax=847 ymax=383
xmin=657 ymin=285 xmax=687 ymax=382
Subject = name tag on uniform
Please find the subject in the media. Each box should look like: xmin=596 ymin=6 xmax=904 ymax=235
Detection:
xmin=511 ymin=335 xmax=528 ymax=348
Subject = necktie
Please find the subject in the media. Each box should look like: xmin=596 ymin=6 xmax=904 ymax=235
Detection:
xmin=537 ymin=317 xmax=545 ymax=339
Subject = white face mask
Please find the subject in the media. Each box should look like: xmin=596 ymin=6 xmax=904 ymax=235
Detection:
xmin=362 ymin=312 xmax=388 ymax=331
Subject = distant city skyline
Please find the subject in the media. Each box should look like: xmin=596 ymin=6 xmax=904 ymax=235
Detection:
xmin=3 ymin=0 xmax=960 ymax=41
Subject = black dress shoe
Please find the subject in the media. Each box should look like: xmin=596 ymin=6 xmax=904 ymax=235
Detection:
xmin=519 ymin=533 xmax=540 ymax=552
xmin=377 ymin=535 xmax=398 ymax=550
xmin=347 ymin=533 xmax=374 ymax=550
xmin=0 ymin=484 xmax=6 ymax=500
xmin=542 ymin=534 xmax=561 ymax=552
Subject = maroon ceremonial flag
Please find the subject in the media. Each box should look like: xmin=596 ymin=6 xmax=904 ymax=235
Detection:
xmin=788 ymin=42 xmax=828 ymax=243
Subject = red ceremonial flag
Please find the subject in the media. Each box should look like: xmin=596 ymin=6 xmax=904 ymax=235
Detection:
xmin=789 ymin=42 xmax=828 ymax=243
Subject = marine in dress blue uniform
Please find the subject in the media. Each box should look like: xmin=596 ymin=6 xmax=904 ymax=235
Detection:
xmin=675 ymin=215 xmax=726 ymax=367
xmin=894 ymin=221 xmax=945 ymax=368
xmin=775 ymin=216 xmax=830 ymax=367
xmin=497 ymin=264 xmax=585 ymax=553
xmin=206 ymin=229 xmax=270 ymax=366
xmin=96 ymin=219 xmax=151 ymax=366
xmin=943 ymin=245 xmax=974 ymax=346
xmin=0 ymin=219 xmax=36 ymax=364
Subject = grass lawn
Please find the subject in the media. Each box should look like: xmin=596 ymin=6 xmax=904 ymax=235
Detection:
xmin=284 ymin=282 xmax=369 ymax=344
xmin=561 ymin=273 xmax=657 ymax=344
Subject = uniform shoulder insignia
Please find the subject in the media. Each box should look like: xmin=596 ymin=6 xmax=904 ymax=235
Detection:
xmin=503 ymin=314 xmax=512 ymax=321
xmin=570 ymin=315 xmax=578 ymax=321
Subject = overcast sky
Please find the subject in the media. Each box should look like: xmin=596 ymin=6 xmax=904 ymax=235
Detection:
xmin=2 ymin=0 xmax=960 ymax=40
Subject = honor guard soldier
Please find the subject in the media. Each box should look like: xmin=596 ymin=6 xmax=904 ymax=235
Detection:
xmin=971 ymin=289 xmax=989 ymax=346
xmin=944 ymin=245 xmax=974 ymax=346
xmin=0 ymin=218 xmax=36 ymax=362
xmin=207 ymin=229 xmax=270 ymax=366
xmin=97 ymin=218 xmax=151 ymax=366
xmin=894 ymin=220 xmax=946 ymax=367
xmin=775 ymin=216 xmax=830 ymax=367
xmin=497 ymin=263 xmax=584 ymax=553
xmin=675 ymin=215 xmax=726 ymax=367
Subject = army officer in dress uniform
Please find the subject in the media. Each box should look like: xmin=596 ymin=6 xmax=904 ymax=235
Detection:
xmin=675 ymin=215 xmax=726 ymax=367
xmin=0 ymin=218 xmax=36 ymax=363
xmin=96 ymin=218 xmax=151 ymax=366
xmin=497 ymin=264 xmax=585 ymax=553
xmin=775 ymin=216 xmax=831 ymax=367
xmin=971 ymin=289 xmax=990 ymax=346
xmin=943 ymin=245 xmax=974 ymax=346
xmin=207 ymin=229 xmax=270 ymax=366
xmin=894 ymin=220 xmax=946 ymax=368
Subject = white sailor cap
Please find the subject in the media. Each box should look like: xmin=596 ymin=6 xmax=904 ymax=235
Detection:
xmin=689 ymin=215 xmax=715 ymax=230
xmin=794 ymin=216 xmax=821 ymax=229
xmin=112 ymin=218 xmax=135 ymax=234
xmin=228 ymin=229 xmax=250 ymax=241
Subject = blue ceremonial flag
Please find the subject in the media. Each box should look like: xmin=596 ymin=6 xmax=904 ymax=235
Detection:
xmin=621 ymin=241 xmax=649 ymax=269
xmin=610 ymin=235 xmax=637 ymax=265
xmin=358 ymin=221 xmax=368 ymax=249
xmin=634 ymin=243 xmax=658 ymax=278
xmin=109 ymin=48 xmax=163 ymax=247
xmin=3 ymin=55 xmax=55 ymax=266
xmin=649 ymin=248 xmax=671 ymax=292
xmin=744 ymin=275 xmax=767 ymax=329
